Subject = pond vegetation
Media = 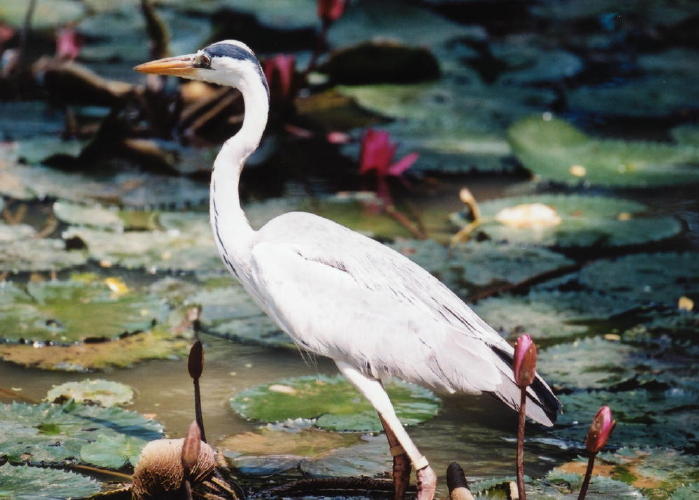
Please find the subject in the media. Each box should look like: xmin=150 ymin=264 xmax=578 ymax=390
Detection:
xmin=0 ymin=0 xmax=698 ymax=498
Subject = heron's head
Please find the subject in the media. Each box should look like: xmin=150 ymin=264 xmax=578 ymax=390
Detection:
xmin=135 ymin=40 xmax=267 ymax=91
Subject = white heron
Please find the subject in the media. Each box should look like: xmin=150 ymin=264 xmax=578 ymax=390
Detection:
xmin=135 ymin=40 xmax=560 ymax=499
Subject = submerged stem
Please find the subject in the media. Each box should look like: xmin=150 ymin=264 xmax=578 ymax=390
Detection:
xmin=516 ymin=388 xmax=527 ymax=500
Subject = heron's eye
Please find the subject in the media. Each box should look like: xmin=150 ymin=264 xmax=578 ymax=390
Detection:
xmin=195 ymin=53 xmax=211 ymax=69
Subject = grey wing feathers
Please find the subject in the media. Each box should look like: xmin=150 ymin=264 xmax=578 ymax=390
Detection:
xmin=253 ymin=212 xmax=560 ymax=426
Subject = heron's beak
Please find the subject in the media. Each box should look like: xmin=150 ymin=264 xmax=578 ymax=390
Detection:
xmin=134 ymin=54 xmax=197 ymax=77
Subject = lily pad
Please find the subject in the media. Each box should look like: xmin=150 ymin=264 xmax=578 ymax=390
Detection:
xmin=16 ymin=137 xmax=84 ymax=166
xmin=0 ymin=463 xmax=100 ymax=499
xmin=474 ymin=290 xmax=636 ymax=340
xmin=671 ymin=124 xmax=699 ymax=146
xmin=567 ymin=75 xmax=699 ymax=118
xmin=46 ymin=379 xmax=134 ymax=407
xmin=551 ymin=389 xmax=699 ymax=449
xmin=0 ymin=0 xmax=84 ymax=30
xmin=53 ymin=200 xmax=125 ymax=231
xmin=0 ymin=236 xmax=87 ymax=273
xmin=579 ymin=252 xmax=699 ymax=306
xmin=508 ymin=116 xmax=699 ymax=187
xmin=0 ymin=400 xmax=163 ymax=466
xmin=558 ymin=447 xmax=699 ymax=499
xmin=538 ymin=337 xmax=673 ymax=390
xmin=0 ymin=326 xmax=190 ymax=372
xmin=230 ymin=375 xmax=440 ymax=432
xmin=0 ymin=280 xmax=167 ymax=344
xmin=0 ymin=162 xmax=209 ymax=208
xmin=452 ymin=194 xmax=682 ymax=247
xmin=80 ymin=433 xmax=146 ymax=469
xmin=299 ymin=434 xmax=392 ymax=478
xmin=540 ymin=470 xmax=645 ymax=499
xmin=329 ymin=0 xmax=482 ymax=49
xmin=63 ymin=214 xmax=220 ymax=272
xmin=492 ymin=40 xmax=583 ymax=85
xmin=389 ymin=239 xmax=574 ymax=296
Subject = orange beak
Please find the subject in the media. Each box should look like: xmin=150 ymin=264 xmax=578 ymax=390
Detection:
xmin=134 ymin=54 xmax=197 ymax=77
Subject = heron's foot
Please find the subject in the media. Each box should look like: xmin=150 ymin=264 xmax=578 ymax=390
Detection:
xmin=415 ymin=464 xmax=437 ymax=500
xmin=390 ymin=448 xmax=410 ymax=500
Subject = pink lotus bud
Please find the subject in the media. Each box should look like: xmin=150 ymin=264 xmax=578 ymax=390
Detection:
xmin=513 ymin=334 xmax=537 ymax=388
xmin=317 ymin=0 xmax=346 ymax=23
xmin=263 ymin=54 xmax=296 ymax=102
xmin=585 ymin=406 xmax=616 ymax=453
xmin=56 ymin=26 xmax=82 ymax=61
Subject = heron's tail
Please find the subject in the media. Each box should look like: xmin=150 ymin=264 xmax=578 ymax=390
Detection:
xmin=489 ymin=346 xmax=561 ymax=427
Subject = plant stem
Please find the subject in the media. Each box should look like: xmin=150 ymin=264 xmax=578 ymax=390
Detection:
xmin=193 ymin=377 xmax=206 ymax=443
xmin=516 ymin=387 xmax=527 ymax=500
xmin=577 ymin=453 xmax=596 ymax=500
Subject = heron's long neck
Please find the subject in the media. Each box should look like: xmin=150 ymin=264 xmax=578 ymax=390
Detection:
xmin=210 ymin=74 xmax=269 ymax=276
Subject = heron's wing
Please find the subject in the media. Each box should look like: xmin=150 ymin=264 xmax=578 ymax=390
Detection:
xmin=251 ymin=212 xmax=559 ymax=425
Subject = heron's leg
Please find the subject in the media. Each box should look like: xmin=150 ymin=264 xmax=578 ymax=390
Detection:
xmin=380 ymin=414 xmax=411 ymax=500
xmin=336 ymin=361 xmax=437 ymax=500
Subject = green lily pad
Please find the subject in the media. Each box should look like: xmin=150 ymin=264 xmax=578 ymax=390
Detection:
xmin=538 ymin=337 xmax=672 ymax=390
xmin=492 ymin=40 xmax=583 ymax=85
xmin=0 ymin=326 xmax=190 ymax=372
xmin=567 ymin=75 xmax=699 ymax=118
xmin=508 ymin=115 xmax=699 ymax=187
xmin=338 ymin=79 xmax=554 ymax=174
xmin=80 ymin=433 xmax=146 ymax=469
xmin=0 ymin=235 xmax=87 ymax=273
xmin=474 ymin=290 xmax=636 ymax=340
xmin=46 ymin=379 xmax=134 ymax=407
xmin=540 ymin=470 xmax=645 ymax=499
xmin=53 ymin=200 xmax=125 ymax=231
xmin=63 ymin=214 xmax=220 ymax=272
xmin=0 ymin=463 xmax=100 ymax=499
xmin=560 ymin=447 xmax=699 ymax=499
xmin=0 ymin=162 xmax=209 ymax=208
xmin=329 ymin=0 xmax=481 ymax=49
xmin=579 ymin=252 xmax=699 ymax=306
xmin=552 ymin=389 xmax=699 ymax=449
xmin=672 ymin=124 xmax=699 ymax=146
xmin=299 ymin=434 xmax=392 ymax=478
xmin=230 ymin=375 xmax=440 ymax=432
xmin=452 ymin=194 xmax=681 ymax=247
xmin=638 ymin=48 xmax=699 ymax=76
xmin=0 ymin=400 xmax=163 ymax=466
xmin=0 ymin=0 xmax=84 ymax=30
xmin=623 ymin=311 xmax=699 ymax=356
xmin=78 ymin=6 xmax=210 ymax=62
xmin=16 ymin=137 xmax=84 ymax=166
xmin=0 ymin=280 xmax=168 ymax=344
xmin=389 ymin=239 xmax=574 ymax=296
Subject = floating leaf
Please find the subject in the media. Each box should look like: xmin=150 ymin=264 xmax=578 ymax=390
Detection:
xmin=16 ymin=137 xmax=84 ymax=165
xmin=0 ymin=463 xmax=100 ymax=499
xmin=579 ymin=252 xmax=699 ymax=306
xmin=46 ymin=379 xmax=134 ymax=407
xmin=492 ymin=40 xmax=583 ymax=85
xmin=541 ymin=470 xmax=645 ymax=499
xmin=672 ymin=124 xmax=699 ymax=146
xmin=0 ymin=103 xmax=65 ymax=139
xmin=559 ymin=447 xmax=699 ymax=498
xmin=0 ymin=237 xmax=87 ymax=273
xmin=453 ymin=194 xmax=681 ymax=247
xmin=0 ymin=162 xmax=209 ymax=208
xmin=0 ymin=401 xmax=163 ymax=466
xmin=0 ymin=327 xmax=189 ymax=372
xmin=567 ymin=75 xmax=699 ymax=118
xmin=299 ymin=434 xmax=392 ymax=478
xmin=0 ymin=280 xmax=167 ymax=344
xmin=0 ymin=1 xmax=84 ymax=30
xmin=80 ymin=433 xmax=146 ymax=469
xmin=551 ymin=389 xmax=699 ymax=449
xmin=508 ymin=116 xmax=699 ymax=187
xmin=63 ymin=214 xmax=221 ymax=272
xmin=230 ymin=375 xmax=440 ymax=432
xmin=389 ymin=239 xmax=574 ymax=296
xmin=475 ymin=290 xmax=635 ymax=340
xmin=538 ymin=337 xmax=670 ymax=390
xmin=53 ymin=200 xmax=125 ymax=231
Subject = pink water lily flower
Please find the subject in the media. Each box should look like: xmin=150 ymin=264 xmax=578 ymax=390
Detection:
xmin=317 ymin=0 xmax=346 ymax=23
xmin=263 ymin=54 xmax=296 ymax=102
xmin=56 ymin=26 xmax=82 ymax=61
xmin=586 ymin=406 xmax=616 ymax=453
xmin=513 ymin=334 xmax=537 ymax=388
xmin=359 ymin=129 xmax=418 ymax=205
